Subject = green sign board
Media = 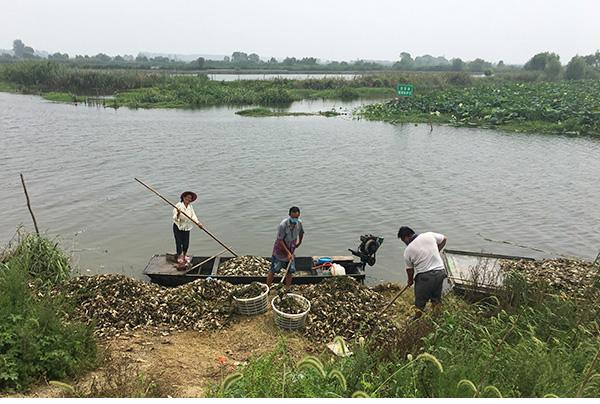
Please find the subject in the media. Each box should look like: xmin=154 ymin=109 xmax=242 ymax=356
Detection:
xmin=396 ymin=84 xmax=414 ymax=97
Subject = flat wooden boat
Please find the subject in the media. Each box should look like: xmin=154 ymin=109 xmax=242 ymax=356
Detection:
xmin=143 ymin=254 xmax=367 ymax=287
xmin=442 ymin=249 xmax=535 ymax=295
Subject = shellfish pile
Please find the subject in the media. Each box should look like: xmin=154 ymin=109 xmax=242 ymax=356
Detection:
xmin=217 ymin=256 xmax=270 ymax=276
xmin=273 ymin=294 xmax=309 ymax=314
xmin=501 ymin=258 xmax=600 ymax=297
xmin=232 ymin=282 xmax=267 ymax=299
xmin=295 ymin=277 xmax=401 ymax=345
xmin=62 ymin=274 xmax=235 ymax=337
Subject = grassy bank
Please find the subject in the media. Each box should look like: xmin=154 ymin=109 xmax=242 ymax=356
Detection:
xmin=0 ymin=233 xmax=97 ymax=392
xmin=359 ymin=80 xmax=600 ymax=136
xmin=0 ymin=61 xmax=481 ymax=109
xmin=211 ymin=272 xmax=600 ymax=398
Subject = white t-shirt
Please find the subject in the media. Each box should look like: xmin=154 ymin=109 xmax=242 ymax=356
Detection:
xmin=173 ymin=202 xmax=199 ymax=231
xmin=404 ymin=232 xmax=446 ymax=275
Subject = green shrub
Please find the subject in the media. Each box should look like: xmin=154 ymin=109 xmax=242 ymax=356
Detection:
xmin=0 ymin=234 xmax=97 ymax=392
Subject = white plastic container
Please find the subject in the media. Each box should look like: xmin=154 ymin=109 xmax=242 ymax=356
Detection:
xmin=233 ymin=283 xmax=269 ymax=315
xmin=271 ymin=293 xmax=311 ymax=330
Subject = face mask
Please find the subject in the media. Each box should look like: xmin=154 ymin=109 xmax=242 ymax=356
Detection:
xmin=289 ymin=218 xmax=299 ymax=225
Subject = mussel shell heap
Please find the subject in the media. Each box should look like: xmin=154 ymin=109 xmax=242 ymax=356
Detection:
xmin=273 ymin=294 xmax=308 ymax=314
xmin=500 ymin=258 xmax=600 ymax=297
xmin=62 ymin=274 xmax=235 ymax=337
xmin=218 ymin=256 xmax=270 ymax=276
xmin=295 ymin=277 xmax=400 ymax=345
xmin=232 ymin=282 xmax=266 ymax=299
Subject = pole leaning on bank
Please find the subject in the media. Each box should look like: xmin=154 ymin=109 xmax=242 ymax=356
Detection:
xmin=134 ymin=178 xmax=238 ymax=257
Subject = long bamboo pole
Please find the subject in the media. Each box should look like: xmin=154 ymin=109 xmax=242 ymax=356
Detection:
xmin=134 ymin=178 xmax=238 ymax=257
xmin=20 ymin=173 xmax=39 ymax=235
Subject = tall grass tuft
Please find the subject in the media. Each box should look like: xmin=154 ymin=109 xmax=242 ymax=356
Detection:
xmin=0 ymin=232 xmax=96 ymax=392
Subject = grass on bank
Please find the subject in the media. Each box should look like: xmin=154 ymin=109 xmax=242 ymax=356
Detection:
xmin=0 ymin=232 xmax=97 ymax=392
xmin=210 ymin=271 xmax=600 ymax=398
xmin=42 ymin=92 xmax=86 ymax=103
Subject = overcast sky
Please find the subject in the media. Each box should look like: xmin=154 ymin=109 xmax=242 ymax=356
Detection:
xmin=1 ymin=0 xmax=598 ymax=64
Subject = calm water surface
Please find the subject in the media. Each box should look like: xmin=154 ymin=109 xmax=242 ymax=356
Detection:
xmin=1 ymin=92 xmax=599 ymax=283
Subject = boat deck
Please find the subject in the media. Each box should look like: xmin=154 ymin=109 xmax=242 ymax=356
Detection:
xmin=143 ymin=254 xmax=365 ymax=286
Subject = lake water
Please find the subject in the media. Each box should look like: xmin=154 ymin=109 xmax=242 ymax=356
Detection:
xmin=1 ymin=92 xmax=599 ymax=284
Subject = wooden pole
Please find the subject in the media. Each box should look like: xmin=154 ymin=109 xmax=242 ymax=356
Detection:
xmin=280 ymin=258 xmax=293 ymax=285
xmin=188 ymin=248 xmax=228 ymax=273
xmin=20 ymin=174 xmax=39 ymax=235
xmin=379 ymin=284 xmax=410 ymax=315
xmin=134 ymin=178 xmax=238 ymax=256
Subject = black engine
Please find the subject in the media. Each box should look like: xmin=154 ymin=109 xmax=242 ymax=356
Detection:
xmin=349 ymin=234 xmax=384 ymax=267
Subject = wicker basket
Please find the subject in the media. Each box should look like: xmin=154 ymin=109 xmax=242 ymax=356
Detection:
xmin=233 ymin=283 xmax=269 ymax=315
xmin=271 ymin=293 xmax=311 ymax=330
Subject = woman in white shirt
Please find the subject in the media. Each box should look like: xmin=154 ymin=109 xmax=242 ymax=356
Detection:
xmin=173 ymin=191 xmax=200 ymax=265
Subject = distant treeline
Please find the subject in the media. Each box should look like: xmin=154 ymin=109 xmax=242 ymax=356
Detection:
xmin=0 ymin=39 xmax=536 ymax=74
xmin=3 ymin=39 xmax=598 ymax=79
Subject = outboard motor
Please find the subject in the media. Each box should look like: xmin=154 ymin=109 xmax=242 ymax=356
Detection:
xmin=349 ymin=234 xmax=384 ymax=267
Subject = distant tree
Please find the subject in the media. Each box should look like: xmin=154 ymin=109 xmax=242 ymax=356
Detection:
xmin=23 ymin=46 xmax=35 ymax=57
xmin=467 ymin=58 xmax=492 ymax=72
xmin=248 ymin=53 xmax=260 ymax=63
xmin=135 ymin=54 xmax=148 ymax=62
xmin=268 ymin=57 xmax=277 ymax=64
xmin=497 ymin=60 xmax=505 ymax=69
xmin=545 ymin=58 xmax=562 ymax=79
xmin=13 ymin=39 xmax=25 ymax=57
xmin=49 ymin=52 xmax=69 ymax=61
xmin=582 ymin=51 xmax=600 ymax=69
xmin=196 ymin=57 xmax=205 ymax=69
xmin=231 ymin=51 xmax=248 ymax=63
xmin=484 ymin=69 xmax=493 ymax=77
xmin=114 ymin=55 xmax=125 ymax=62
xmin=451 ymin=58 xmax=466 ymax=71
xmin=395 ymin=52 xmax=413 ymax=69
xmin=565 ymin=56 xmax=587 ymax=80
xmin=94 ymin=53 xmax=112 ymax=62
xmin=300 ymin=57 xmax=317 ymax=65
xmin=525 ymin=52 xmax=548 ymax=70
xmin=524 ymin=52 xmax=561 ymax=74
xmin=151 ymin=56 xmax=170 ymax=63
xmin=283 ymin=57 xmax=297 ymax=65
xmin=223 ymin=56 xmax=230 ymax=62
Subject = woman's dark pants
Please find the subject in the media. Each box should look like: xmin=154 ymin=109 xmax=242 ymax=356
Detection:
xmin=173 ymin=223 xmax=190 ymax=256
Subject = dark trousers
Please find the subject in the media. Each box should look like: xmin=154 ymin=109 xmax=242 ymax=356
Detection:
xmin=173 ymin=223 xmax=190 ymax=256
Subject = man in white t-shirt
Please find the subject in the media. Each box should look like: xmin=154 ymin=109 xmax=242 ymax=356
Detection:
xmin=398 ymin=226 xmax=448 ymax=319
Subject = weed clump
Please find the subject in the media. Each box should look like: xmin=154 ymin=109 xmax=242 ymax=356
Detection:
xmin=0 ymin=232 xmax=97 ymax=392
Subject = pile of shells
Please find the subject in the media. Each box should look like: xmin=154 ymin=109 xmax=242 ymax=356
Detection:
xmin=273 ymin=294 xmax=309 ymax=314
xmin=217 ymin=255 xmax=270 ymax=276
xmin=62 ymin=274 xmax=235 ymax=337
xmin=501 ymin=258 xmax=600 ymax=297
xmin=295 ymin=277 xmax=401 ymax=345
xmin=232 ymin=282 xmax=266 ymax=299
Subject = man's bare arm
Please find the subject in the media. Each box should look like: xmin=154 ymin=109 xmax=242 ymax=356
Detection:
xmin=406 ymin=267 xmax=415 ymax=287
xmin=438 ymin=236 xmax=447 ymax=251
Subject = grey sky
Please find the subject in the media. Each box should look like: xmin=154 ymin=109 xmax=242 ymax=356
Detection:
xmin=1 ymin=0 xmax=598 ymax=64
